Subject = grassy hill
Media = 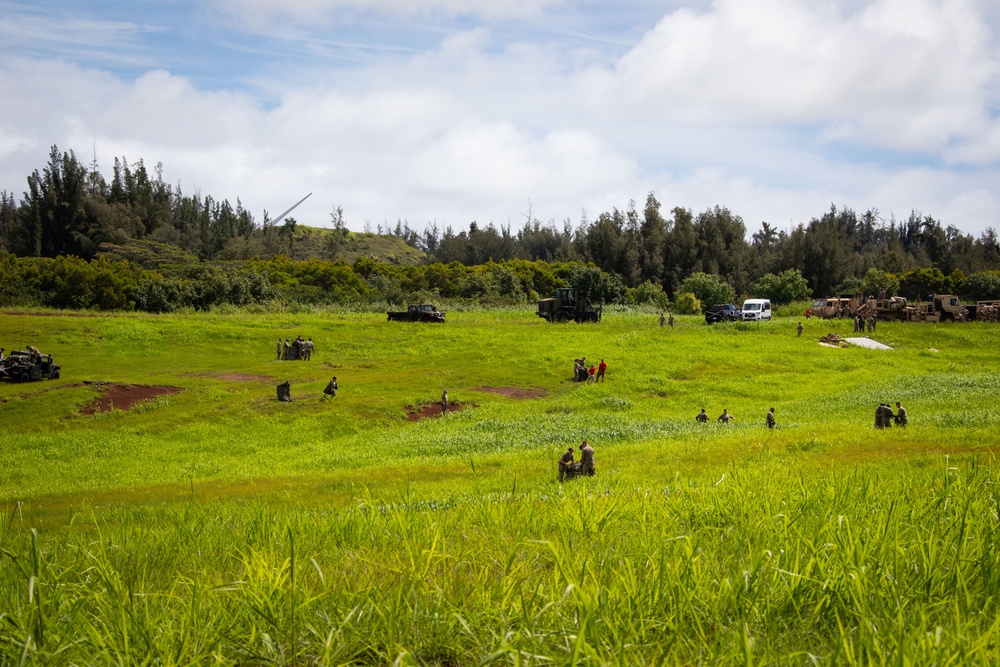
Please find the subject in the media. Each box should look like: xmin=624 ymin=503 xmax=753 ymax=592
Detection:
xmin=0 ymin=309 xmax=998 ymax=663
xmin=290 ymin=226 xmax=426 ymax=264
xmin=98 ymin=226 xmax=426 ymax=270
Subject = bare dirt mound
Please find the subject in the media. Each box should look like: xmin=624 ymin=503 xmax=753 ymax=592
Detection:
xmin=82 ymin=385 xmax=182 ymax=415
xmin=406 ymin=401 xmax=475 ymax=421
xmin=472 ymin=386 xmax=549 ymax=399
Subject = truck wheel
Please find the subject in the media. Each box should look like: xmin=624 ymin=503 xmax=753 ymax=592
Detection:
xmin=19 ymin=373 xmax=30 ymax=384
xmin=51 ymin=370 xmax=60 ymax=379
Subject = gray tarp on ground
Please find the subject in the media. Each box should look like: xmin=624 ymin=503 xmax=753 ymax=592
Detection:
xmin=844 ymin=337 xmax=893 ymax=350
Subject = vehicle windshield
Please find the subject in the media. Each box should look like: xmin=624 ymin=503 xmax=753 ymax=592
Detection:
xmin=812 ymin=299 xmax=827 ymax=307
xmin=743 ymin=303 xmax=761 ymax=311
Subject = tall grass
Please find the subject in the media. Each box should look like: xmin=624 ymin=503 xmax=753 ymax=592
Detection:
xmin=1 ymin=309 xmax=999 ymax=662
xmin=2 ymin=456 xmax=999 ymax=663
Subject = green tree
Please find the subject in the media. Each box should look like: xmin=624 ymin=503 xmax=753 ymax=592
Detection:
xmin=677 ymin=271 xmax=736 ymax=307
xmin=860 ymin=267 xmax=900 ymax=298
xmin=673 ymin=292 xmax=701 ymax=315
xmin=752 ymin=269 xmax=811 ymax=304
xmin=961 ymin=271 xmax=1000 ymax=301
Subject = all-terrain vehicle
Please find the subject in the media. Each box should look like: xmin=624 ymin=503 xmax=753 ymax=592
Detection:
xmin=387 ymin=305 xmax=446 ymax=323
xmin=0 ymin=350 xmax=61 ymax=383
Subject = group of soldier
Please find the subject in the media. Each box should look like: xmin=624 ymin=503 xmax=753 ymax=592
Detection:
xmin=277 ymin=336 xmax=314 ymax=361
xmin=572 ymin=357 xmax=608 ymax=384
xmin=875 ymin=401 xmax=907 ymax=428
xmin=0 ymin=345 xmax=42 ymax=367
xmin=694 ymin=407 xmax=771 ymax=426
xmin=558 ymin=440 xmax=596 ymax=482
xmin=852 ymin=315 xmax=877 ymax=333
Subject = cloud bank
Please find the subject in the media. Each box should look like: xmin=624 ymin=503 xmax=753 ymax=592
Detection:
xmin=0 ymin=0 xmax=997 ymax=236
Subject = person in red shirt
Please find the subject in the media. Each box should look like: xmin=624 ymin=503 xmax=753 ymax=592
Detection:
xmin=587 ymin=364 xmax=596 ymax=384
xmin=597 ymin=359 xmax=607 ymax=382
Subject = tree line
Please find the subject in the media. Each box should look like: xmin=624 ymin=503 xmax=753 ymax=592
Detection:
xmin=3 ymin=145 xmax=1000 ymax=311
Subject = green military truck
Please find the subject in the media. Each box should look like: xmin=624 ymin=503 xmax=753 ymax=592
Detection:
xmin=537 ymin=288 xmax=601 ymax=323
xmin=0 ymin=350 xmax=61 ymax=383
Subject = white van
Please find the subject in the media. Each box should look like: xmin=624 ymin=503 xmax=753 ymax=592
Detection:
xmin=741 ymin=298 xmax=772 ymax=321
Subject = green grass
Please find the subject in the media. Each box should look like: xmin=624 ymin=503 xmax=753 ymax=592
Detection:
xmin=1 ymin=308 xmax=999 ymax=664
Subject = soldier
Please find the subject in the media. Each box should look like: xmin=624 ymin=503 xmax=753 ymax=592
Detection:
xmin=558 ymin=446 xmax=575 ymax=482
xmin=796 ymin=322 xmax=803 ymax=337
xmin=668 ymin=312 xmax=675 ymax=329
xmin=283 ymin=339 xmax=290 ymax=357
xmin=718 ymin=409 xmax=734 ymax=424
xmin=894 ymin=401 xmax=908 ymax=427
xmin=766 ymin=407 xmax=776 ymax=429
xmin=322 ymin=376 xmax=338 ymax=399
xmin=696 ymin=408 xmax=708 ymax=423
xmin=276 ymin=339 xmax=282 ymax=360
xmin=659 ymin=312 xmax=666 ymax=328
xmin=579 ymin=440 xmax=595 ymax=476
xmin=277 ymin=381 xmax=292 ymax=402
xmin=597 ymin=359 xmax=607 ymax=382
xmin=441 ymin=389 xmax=449 ymax=414
xmin=874 ymin=403 xmax=883 ymax=428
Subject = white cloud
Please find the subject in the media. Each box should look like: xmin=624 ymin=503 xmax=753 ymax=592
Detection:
xmin=580 ymin=0 xmax=1000 ymax=159
xmin=1 ymin=0 xmax=998 ymax=239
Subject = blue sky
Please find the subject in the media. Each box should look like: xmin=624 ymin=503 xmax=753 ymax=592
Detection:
xmin=1 ymin=0 xmax=998 ymax=236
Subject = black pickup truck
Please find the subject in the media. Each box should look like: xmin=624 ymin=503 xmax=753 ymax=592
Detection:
xmin=704 ymin=303 xmax=741 ymax=324
xmin=387 ymin=304 xmax=445 ymax=323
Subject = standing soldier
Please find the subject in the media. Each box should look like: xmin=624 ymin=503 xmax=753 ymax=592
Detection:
xmin=696 ymin=408 xmax=708 ymax=423
xmin=558 ymin=446 xmax=575 ymax=482
xmin=579 ymin=440 xmax=595 ymax=476
xmin=894 ymin=401 xmax=908 ymax=427
xmin=276 ymin=339 xmax=282 ymax=360
xmin=796 ymin=322 xmax=803 ymax=337
xmin=441 ymin=389 xmax=449 ymax=415
xmin=718 ymin=409 xmax=734 ymax=423
xmin=766 ymin=407 xmax=776 ymax=429
xmin=659 ymin=312 xmax=666 ymax=328
xmin=668 ymin=312 xmax=675 ymax=329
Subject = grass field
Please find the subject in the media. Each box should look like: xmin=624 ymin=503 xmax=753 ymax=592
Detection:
xmin=1 ymin=307 xmax=999 ymax=664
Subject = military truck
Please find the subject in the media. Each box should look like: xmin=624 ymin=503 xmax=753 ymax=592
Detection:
xmin=812 ymin=295 xmax=863 ymax=319
xmin=858 ymin=296 xmax=908 ymax=321
xmin=0 ymin=350 xmax=60 ymax=383
xmin=537 ymin=288 xmax=601 ymax=323
xmin=967 ymin=300 xmax=1000 ymax=322
xmin=387 ymin=304 xmax=445 ymax=323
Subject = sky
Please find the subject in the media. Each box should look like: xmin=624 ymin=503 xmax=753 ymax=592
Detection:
xmin=1 ymin=0 xmax=999 ymax=238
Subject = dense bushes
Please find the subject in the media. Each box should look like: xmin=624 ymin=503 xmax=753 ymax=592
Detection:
xmin=0 ymin=253 xmax=628 ymax=312
xmin=4 ymin=250 xmax=1000 ymax=313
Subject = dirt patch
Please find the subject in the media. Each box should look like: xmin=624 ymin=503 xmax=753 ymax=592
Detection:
xmin=82 ymin=385 xmax=182 ymax=415
xmin=405 ymin=401 xmax=476 ymax=421
xmin=472 ymin=386 xmax=549 ymax=399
